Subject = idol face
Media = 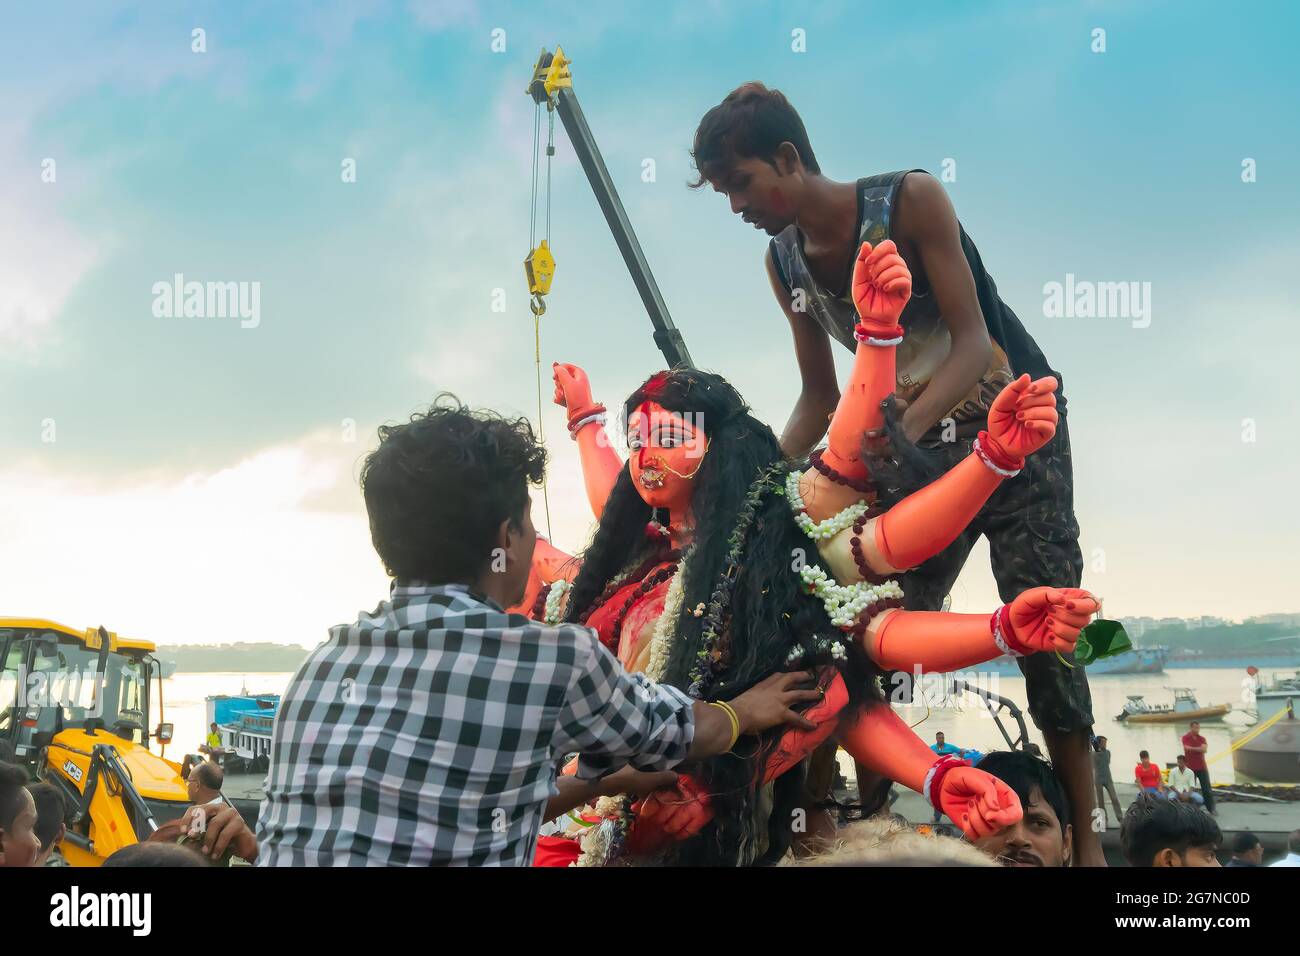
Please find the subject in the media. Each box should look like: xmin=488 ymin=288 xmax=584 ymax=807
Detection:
xmin=625 ymin=401 xmax=708 ymax=515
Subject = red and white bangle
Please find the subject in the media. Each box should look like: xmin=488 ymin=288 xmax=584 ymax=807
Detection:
xmin=924 ymin=754 xmax=971 ymax=811
xmin=972 ymin=431 xmax=1023 ymax=478
xmin=567 ymin=403 xmax=607 ymax=438
xmin=990 ymin=604 xmax=1031 ymax=657
xmin=853 ymin=323 xmax=904 ymax=347
xmin=568 ymin=412 xmax=606 ymax=438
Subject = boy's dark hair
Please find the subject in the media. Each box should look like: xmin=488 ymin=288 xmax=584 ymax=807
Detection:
xmin=0 ymin=760 xmax=30 ymax=830
xmin=1231 ymin=831 xmax=1261 ymax=854
xmin=360 ymin=396 xmax=547 ymax=583
xmin=1139 ymin=750 xmax=1149 ymax=759
xmin=975 ymin=750 xmax=1071 ymax=834
xmin=690 ymin=82 xmax=820 ymax=187
xmin=1121 ymin=792 xmax=1222 ymax=866
xmin=27 ymin=782 xmax=67 ymax=851
xmin=193 ymin=762 xmax=223 ymax=792
xmin=102 ymin=842 xmax=209 ymax=868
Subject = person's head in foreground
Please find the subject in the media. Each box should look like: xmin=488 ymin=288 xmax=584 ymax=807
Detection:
xmin=102 ymin=842 xmax=210 ymax=867
xmin=361 ymin=396 xmax=547 ymax=607
xmin=28 ymin=782 xmax=68 ymax=866
xmin=0 ymin=761 xmax=41 ymax=867
xmin=783 ymin=815 xmax=997 ymax=867
xmin=970 ymin=750 xmax=1072 ymax=867
xmin=1121 ymin=792 xmax=1221 ymax=867
xmin=1229 ymin=831 xmax=1263 ymax=866
xmin=187 ymin=760 xmax=224 ymax=805
xmin=691 ymin=82 xmax=820 ymax=237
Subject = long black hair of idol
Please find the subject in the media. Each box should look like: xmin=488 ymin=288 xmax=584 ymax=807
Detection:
xmin=563 ymin=365 xmax=937 ymax=866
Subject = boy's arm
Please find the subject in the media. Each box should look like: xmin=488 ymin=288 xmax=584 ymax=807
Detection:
xmin=893 ymin=173 xmax=994 ymax=442
xmin=767 ymin=249 xmax=840 ymax=458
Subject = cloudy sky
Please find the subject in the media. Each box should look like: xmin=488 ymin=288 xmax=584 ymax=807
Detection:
xmin=2 ymin=0 xmax=1296 ymax=647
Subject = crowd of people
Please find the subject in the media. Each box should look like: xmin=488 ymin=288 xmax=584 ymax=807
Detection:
xmin=1124 ymin=722 xmax=1217 ymax=812
xmin=5 ymin=742 xmax=1297 ymax=868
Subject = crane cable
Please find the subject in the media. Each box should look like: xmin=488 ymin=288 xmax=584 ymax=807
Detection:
xmin=528 ymin=99 xmax=556 ymax=540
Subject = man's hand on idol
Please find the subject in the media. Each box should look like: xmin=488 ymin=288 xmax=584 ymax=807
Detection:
xmin=729 ymin=670 xmax=822 ymax=735
xmin=597 ymin=766 xmax=678 ymax=799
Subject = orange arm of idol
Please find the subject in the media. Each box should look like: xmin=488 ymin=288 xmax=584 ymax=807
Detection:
xmin=533 ymin=535 xmax=580 ymax=585
xmin=553 ymin=362 xmax=623 ymax=518
xmin=861 ymin=588 xmax=1100 ymax=673
xmin=862 ymin=374 xmax=1061 ymax=574
xmin=838 ymin=703 xmax=1022 ymax=838
xmin=504 ymin=536 xmax=581 ymax=617
xmin=626 ymin=671 xmax=849 ymax=853
xmin=820 ymin=241 xmax=910 ymax=481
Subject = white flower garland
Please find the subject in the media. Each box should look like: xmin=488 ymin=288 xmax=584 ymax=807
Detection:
xmin=574 ymin=798 xmax=626 ymax=867
xmin=644 ymin=562 xmax=687 ymax=682
xmin=784 ymin=471 xmax=869 ymax=541
xmin=783 ymin=467 xmax=904 ymax=633
xmin=786 ymin=637 xmax=848 ymax=666
xmin=798 ymin=564 xmax=904 ymax=629
xmin=543 ymin=578 xmax=571 ymax=625
xmin=575 ymin=562 xmax=687 ymax=867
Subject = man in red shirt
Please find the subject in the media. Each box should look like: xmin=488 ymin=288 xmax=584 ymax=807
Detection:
xmin=1134 ymin=751 xmax=1164 ymax=794
xmin=1181 ymin=721 xmax=1215 ymax=813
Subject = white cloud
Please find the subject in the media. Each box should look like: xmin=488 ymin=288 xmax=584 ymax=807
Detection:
xmin=0 ymin=431 xmax=387 ymax=648
xmin=0 ymin=128 xmax=98 ymax=358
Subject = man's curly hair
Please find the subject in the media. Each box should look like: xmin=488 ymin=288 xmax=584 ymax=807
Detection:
xmin=360 ymin=394 xmax=547 ymax=583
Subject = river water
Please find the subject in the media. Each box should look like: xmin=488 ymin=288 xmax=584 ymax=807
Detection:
xmin=154 ymin=666 xmax=1291 ymax=784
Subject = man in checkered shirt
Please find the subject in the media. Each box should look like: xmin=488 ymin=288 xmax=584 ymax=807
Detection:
xmin=256 ymin=398 xmax=818 ymax=866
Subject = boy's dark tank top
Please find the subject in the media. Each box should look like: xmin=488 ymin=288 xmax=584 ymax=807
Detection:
xmin=768 ymin=170 xmax=1064 ymax=442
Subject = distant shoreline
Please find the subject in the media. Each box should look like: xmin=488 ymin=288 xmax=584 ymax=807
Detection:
xmin=157 ymin=643 xmax=310 ymax=674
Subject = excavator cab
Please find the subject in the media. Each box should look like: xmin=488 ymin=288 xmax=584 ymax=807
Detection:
xmin=0 ymin=618 xmax=190 ymax=865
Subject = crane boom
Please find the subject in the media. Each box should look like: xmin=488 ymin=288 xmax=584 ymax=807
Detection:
xmin=527 ymin=47 xmax=693 ymax=369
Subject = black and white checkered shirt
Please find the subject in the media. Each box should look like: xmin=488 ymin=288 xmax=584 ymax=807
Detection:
xmin=255 ymin=582 xmax=695 ymax=866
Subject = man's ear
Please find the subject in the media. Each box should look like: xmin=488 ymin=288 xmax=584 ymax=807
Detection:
xmin=1062 ymin=823 xmax=1073 ymax=867
xmin=492 ymin=518 xmax=517 ymax=571
xmin=1152 ymin=847 xmax=1179 ymax=868
xmin=775 ymin=141 xmax=800 ymax=176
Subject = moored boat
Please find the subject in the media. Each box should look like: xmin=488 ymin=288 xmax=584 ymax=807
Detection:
xmin=205 ymin=691 xmax=278 ymax=774
xmin=1115 ymin=688 xmax=1231 ymax=724
xmin=1232 ymin=670 xmax=1300 ymax=782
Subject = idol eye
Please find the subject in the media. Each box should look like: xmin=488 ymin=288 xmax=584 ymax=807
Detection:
xmin=651 ymin=428 xmax=692 ymax=448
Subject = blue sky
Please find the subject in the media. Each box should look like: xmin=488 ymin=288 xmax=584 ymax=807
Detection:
xmin=2 ymin=1 xmax=1297 ymax=645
